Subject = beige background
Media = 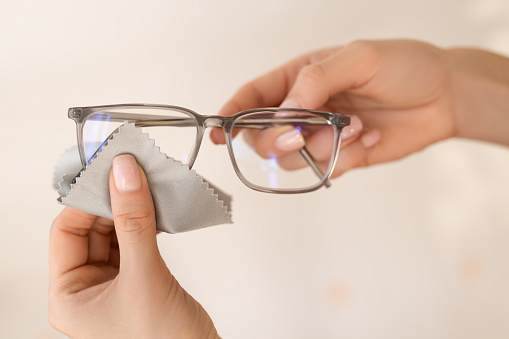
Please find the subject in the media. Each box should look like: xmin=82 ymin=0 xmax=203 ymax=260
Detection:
xmin=1 ymin=0 xmax=509 ymax=338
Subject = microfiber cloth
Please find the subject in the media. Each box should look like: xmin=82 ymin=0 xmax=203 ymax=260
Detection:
xmin=56 ymin=122 xmax=232 ymax=233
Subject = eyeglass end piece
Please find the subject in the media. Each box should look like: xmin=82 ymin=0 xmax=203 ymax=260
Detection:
xmin=69 ymin=108 xmax=82 ymax=119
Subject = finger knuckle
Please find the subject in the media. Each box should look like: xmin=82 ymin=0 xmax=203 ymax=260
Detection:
xmin=246 ymin=82 xmax=267 ymax=108
xmin=346 ymin=39 xmax=374 ymax=53
xmin=114 ymin=207 xmax=154 ymax=233
xmin=298 ymin=63 xmax=327 ymax=84
xmin=347 ymin=40 xmax=381 ymax=63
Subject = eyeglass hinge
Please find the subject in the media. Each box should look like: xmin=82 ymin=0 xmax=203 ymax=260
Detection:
xmin=69 ymin=108 xmax=82 ymax=119
xmin=336 ymin=114 xmax=350 ymax=126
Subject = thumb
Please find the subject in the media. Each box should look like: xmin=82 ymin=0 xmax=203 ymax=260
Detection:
xmin=109 ymin=154 xmax=160 ymax=274
xmin=280 ymin=41 xmax=379 ymax=110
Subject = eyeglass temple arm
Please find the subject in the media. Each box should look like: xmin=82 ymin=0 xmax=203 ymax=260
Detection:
xmin=299 ymin=148 xmax=332 ymax=188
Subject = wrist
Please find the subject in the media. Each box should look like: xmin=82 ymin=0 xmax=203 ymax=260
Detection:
xmin=447 ymin=48 xmax=509 ymax=146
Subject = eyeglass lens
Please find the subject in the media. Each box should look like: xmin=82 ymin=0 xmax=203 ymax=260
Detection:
xmin=230 ymin=111 xmax=336 ymax=190
xmin=82 ymin=108 xmax=198 ymax=165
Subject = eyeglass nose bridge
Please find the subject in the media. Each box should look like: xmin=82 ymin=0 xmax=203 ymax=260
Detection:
xmin=202 ymin=115 xmax=227 ymax=129
xmin=187 ymin=115 xmax=229 ymax=169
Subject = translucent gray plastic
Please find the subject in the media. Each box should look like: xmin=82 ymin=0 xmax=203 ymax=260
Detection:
xmin=68 ymin=104 xmax=350 ymax=194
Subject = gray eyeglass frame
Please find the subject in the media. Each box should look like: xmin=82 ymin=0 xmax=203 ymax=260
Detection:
xmin=68 ymin=103 xmax=350 ymax=194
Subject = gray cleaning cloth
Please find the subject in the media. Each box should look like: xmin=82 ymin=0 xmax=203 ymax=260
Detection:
xmin=57 ymin=122 xmax=233 ymax=233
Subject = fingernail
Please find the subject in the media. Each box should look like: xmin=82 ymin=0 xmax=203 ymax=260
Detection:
xmin=280 ymin=97 xmax=301 ymax=109
xmin=361 ymin=130 xmax=381 ymax=148
xmin=341 ymin=115 xmax=363 ymax=140
xmin=275 ymin=129 xmax=305 ymax=152
xmin=113 ymin=154 xmax=141 ymax=193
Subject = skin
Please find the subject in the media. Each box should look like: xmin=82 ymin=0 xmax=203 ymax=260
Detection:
xmin=211 ymin=39 xmax=509 ymax=176
xmin=49 ymin=164 xmax=219 ymax=339
xmin=49 ymin=40 xmax=509 ymax=338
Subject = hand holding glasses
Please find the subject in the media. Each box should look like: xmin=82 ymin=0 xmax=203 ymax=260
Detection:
xmin=68 ymin=104 xmax=350 ymax=193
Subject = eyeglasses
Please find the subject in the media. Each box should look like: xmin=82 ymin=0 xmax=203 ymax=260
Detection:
xmin=68 ymin=104 xmax=350 ymax=193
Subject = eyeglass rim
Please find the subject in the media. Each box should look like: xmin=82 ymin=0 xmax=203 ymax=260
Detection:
xmin=222 ymin=110 xmax=345 ymax=194
xmin=68 ymin=103 xmax=350 ymax=194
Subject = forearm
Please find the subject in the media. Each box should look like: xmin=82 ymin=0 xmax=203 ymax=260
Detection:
xmin=448 ymin=48 xmax=509 ymax=147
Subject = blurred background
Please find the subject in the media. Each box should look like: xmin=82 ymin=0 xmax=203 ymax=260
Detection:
xmin=1 ymin=0 xmax=508 ymax=338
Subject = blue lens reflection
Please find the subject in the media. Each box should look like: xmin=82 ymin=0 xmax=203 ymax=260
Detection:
xmin=87 ymin=139 xmax=108 ymax=165
xmin=267 ymin=152 xmax=279 ymax=189
xmin=86 ymin=112 xmax=111 ymax=164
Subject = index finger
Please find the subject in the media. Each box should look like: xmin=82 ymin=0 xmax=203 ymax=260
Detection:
xmin=211 ymin=47 xmax=339 ymax=144
xmin=220 ymin=47 xmax=339 ymax=116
